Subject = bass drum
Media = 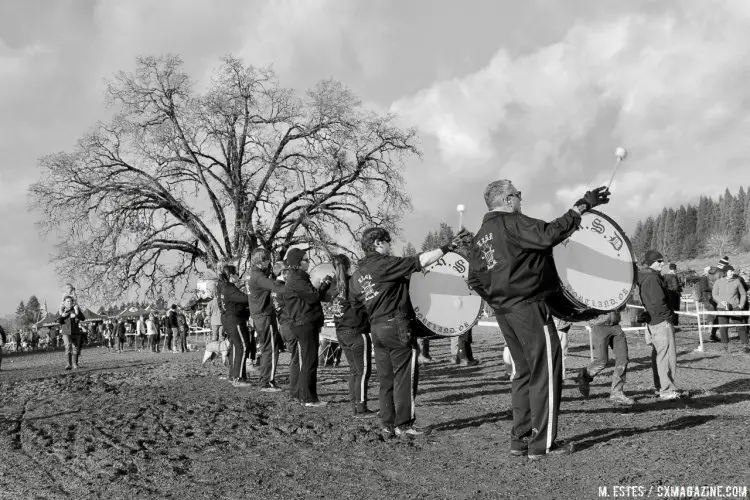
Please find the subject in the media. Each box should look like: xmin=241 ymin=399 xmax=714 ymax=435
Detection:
xmin=546 ymin=209 xmax=637 ymax=322
xmin=409 ymin=252 xmax=483 ymax=337
xmin=308 ymin=262 xmax=335 ymax=290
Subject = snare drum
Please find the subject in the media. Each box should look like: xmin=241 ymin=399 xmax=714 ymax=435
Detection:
xmin=546 ymin=210 xmax=636 ymax=322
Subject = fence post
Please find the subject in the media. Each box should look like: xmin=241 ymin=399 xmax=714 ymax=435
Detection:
xmin=585 ymin=325 xmax=594 ymax=362
xmin=695 ymin=300 xmax=704 ymax=353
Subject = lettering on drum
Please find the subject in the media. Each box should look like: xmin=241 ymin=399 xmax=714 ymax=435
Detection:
xmin=409 ymin=252 xmax=481 ymax=336
xmin=552 ymin=211 xmax=636 ymax=315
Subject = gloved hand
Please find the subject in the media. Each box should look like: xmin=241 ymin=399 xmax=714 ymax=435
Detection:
xmin=442 ymin=228 xmax=474 ymax=254
xmin=575 ymin=186 xmax=610 ymax=212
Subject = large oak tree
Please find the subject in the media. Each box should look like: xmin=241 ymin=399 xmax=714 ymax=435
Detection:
xmin=30 ymin=55 xmax=419 ymax=301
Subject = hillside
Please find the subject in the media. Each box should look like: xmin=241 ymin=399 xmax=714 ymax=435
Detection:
xmin=673 ymin=252 xmax=750 ymax=275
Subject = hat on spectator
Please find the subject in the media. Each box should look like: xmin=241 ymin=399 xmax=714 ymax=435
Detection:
xmin=717 ymin=256 xmax=729 ymax=270
xmin=702 ymin=266 xmax=712 ymax=276
xmin=285 ymin=248 xmax=307 ymax=267
xmin=644 ymin=250 xmax=664 ymax=266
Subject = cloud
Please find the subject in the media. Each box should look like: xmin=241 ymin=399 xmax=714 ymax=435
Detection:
xmin=391 ymin=1 xmax=750 ymax=228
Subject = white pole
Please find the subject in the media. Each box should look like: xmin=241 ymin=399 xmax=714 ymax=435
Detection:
xmin=695 ymin=301 xmax=704 ymax=353
xmin=456 ymin=204 xmax=465 ymax=230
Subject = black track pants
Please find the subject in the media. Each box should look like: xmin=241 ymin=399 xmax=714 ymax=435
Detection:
xmin=494 ymin=301 xmax=562 ymax=455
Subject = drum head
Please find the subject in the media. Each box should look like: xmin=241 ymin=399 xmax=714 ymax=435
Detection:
xmin=409 ymin=252 xmax=483 ymax=337
xmin=309 ymin=262 xmax=335 ymax=289
xmin=552 ymin=209 xmax=636 ymax=316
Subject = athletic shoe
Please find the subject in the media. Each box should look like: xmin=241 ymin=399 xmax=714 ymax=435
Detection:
xmin=394 ymin=426 xmax=424 ymax=438
xmin=497 ymin=372 xmax=511 ymax=381
xmin=381 ymin=425 xmax=395 ymax=439
xmin=418 ymin=355 xmax=434 ymax=364
xmin=577 ymin=368 xmax=590 ymax=398
xmin=528 ymin=441 xmax=575 ymax=461
xmin=609 ymin=393 xmax=635 ymax=406
xmin=232 ymin=379 xmax=252 ymax=388
xmin=260 ymin=386 xmax=282 ymax=393
xmin=304 ymin=400 xmax=328 ymax=408
xmin=460 ymin=359 xmax=480 ymax=367
xmin=659 ymin=391 xmax=681 ymax=401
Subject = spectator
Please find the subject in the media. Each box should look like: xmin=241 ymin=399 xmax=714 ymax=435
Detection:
xmin=177 ymin=309 xmax=189 ymax=353
xmin=663 ymin=263 xmax=683 ymax=328
xmin=116 ymin=319 xmax=126 ymax=353
xmin=146 ymin=313 xmax=159 ymax=352
xmin=0 ymin=324 xmax=6 ymax=370
xmin=693 ymin=266 xmax=720 ymax=342
xmin=712 ymin=265 xmax=749 ymax=352
xmin=167 ymin=306 xmax=179 ymax=353
xmin=579 ymin=307 xmax=634 ymax=405
xmin=13 ymin=329 xmax=22 ymax=352
xmin=638 ymin=250 xmax=680 ymax=400
xmin=205 ymin=287 xmax=224 ymax=342
xmin=58 ymin=296 xmax=86 ymax=370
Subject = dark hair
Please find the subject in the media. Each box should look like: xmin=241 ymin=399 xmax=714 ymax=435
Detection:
xmin=361 ymin=227 xmax=391 ymax=253
xmin=331 ymin=254 xmax=351 ymax=296
xmin=170 ymin=304 xmax=177 ymax=310
xmin=62 ymin=295 xmax=74 ymax=303
xmin=668 ymin=263 xmax=677 ymax=271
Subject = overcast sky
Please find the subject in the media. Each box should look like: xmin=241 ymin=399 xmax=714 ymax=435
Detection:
xmin=2 ymin=0 xmax=750 ymax=314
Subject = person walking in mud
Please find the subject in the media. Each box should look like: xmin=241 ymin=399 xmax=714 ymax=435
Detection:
xmin=58 ymin=295 xmax=86 ymax=370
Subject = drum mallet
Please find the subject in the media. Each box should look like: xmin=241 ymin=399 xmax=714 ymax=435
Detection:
xmin=606 ymin=147 xmax=628 ymax=191
xmin=457 ymin=204 xmax=465 ymax=230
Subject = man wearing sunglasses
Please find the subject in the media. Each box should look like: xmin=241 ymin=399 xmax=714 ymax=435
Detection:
xmin=466 ymin=179 xmax=609 ymax=461
xmin=638 ymin=250 xmax=679 ymax=400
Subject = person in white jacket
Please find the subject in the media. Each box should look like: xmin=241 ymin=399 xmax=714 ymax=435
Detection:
xmin=204 ymin=285 xmax=224 ymax=342
xmin=712 ymin=265 xmax=748 ymax=350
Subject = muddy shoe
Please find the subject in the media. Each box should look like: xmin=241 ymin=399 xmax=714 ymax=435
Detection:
xmin=304 ymin=401 xmax=328 ymax=408
xmin=395 ymin=426 xmax=424 ymax=438
xmin=232 ymin=379 xmax=252 ymax=388
xmin=381 ymin=426 xmax=395 ymax=440
xmin=528 ymin=441 xmax=574 ymax=461
xmin=577 ymin=368 xmax=590 ymax=398
xmin=609 ymin=392 xmax=635 ymax=406
xmin=418 ymin=354 xmax=434 ymax=364
xmin=65 ymin=365 xmax=72 ymax=371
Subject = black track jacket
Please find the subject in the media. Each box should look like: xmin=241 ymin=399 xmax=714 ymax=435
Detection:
xmin=467 ymin=209 xmax=581 ymax=313
xmin=352 ymin=253 xmax=422 ymax=324
xmin=247 ymin=269 xmax=284 ymax=317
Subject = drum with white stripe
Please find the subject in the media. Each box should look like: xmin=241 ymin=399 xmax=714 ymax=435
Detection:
xmin=547 ymin=210 xmax=636 ymax=322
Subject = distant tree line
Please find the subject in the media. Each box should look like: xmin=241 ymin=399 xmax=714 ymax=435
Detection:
xmin=631 ymin=187 xmax=750 ymax=262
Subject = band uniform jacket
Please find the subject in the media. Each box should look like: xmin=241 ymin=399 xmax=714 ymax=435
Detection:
xmin=466 ymin=209 xmax=581 ymax=313
xmin=284 ymin=269 xmax=330 ymax=327
xmin=351 ymin=253 xmax=422 ymax=324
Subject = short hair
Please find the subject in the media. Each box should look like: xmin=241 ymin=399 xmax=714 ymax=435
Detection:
xmin=484 ymin=180 xmax=515 ymax=210
xmin=361 ymin=227 xmax=391 ymax=253
xmin=170 ymin=304 xmax=177 ymax=310
xmin=668 ymin=263 xmax=677 ymax=271
xmin=62 ymin=295 xmax=74 ymax=302
xmin=250 ymin=248 xmax=271 ymax=269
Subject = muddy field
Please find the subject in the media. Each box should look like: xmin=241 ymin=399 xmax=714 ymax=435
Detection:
xmin=1 ymin=324 xmax=749 ymax=500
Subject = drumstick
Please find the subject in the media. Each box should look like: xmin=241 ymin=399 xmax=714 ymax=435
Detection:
xmin=606 ymin=147 xmax=628 ymax=191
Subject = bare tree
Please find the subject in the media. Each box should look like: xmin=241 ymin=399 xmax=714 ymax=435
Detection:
xmin=705 ymin=231 xmax=733 ymax=257
xmin=29 ymin=55 xmax=419 ymax=301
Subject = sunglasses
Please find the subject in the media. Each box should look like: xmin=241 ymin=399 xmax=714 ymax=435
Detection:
xmin=508 ymin=191 xmax=522 ymax=200
xmin=656 ymin=259 xmax=664 ymax=264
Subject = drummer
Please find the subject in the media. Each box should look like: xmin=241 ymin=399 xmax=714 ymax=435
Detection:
xmin=466 ymin=179 xmax=609 ymax=460
xmin=351 ymin=226 xmax=470 ymax=439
